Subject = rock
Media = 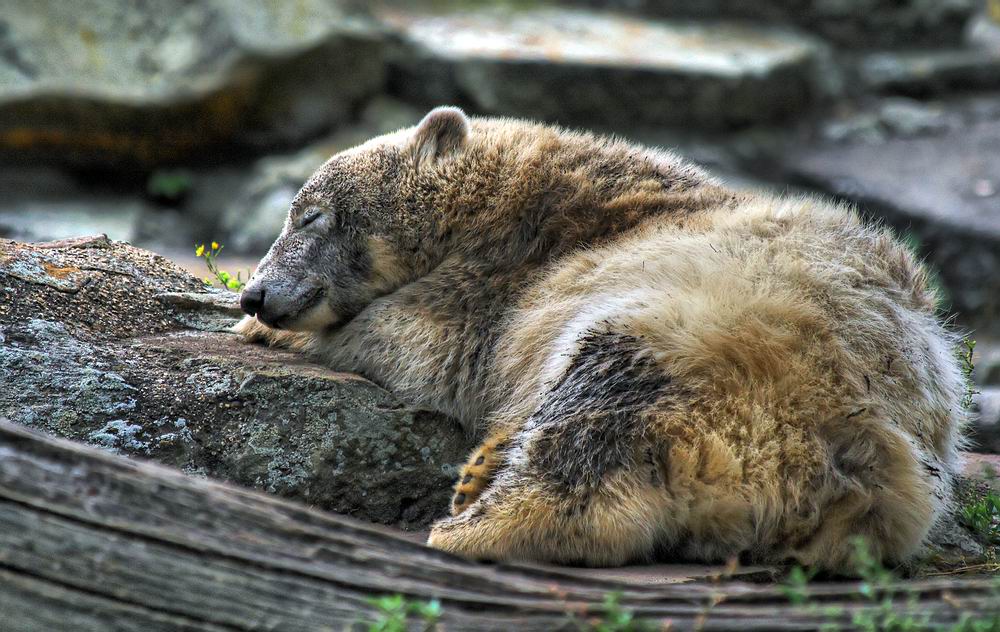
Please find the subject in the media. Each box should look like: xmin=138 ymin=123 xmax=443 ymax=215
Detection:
xmin=877 ymin=98 xmax=954 ymax=137
xmin=0 ymin=236 xmax=469 ymax=528
xmin=0 ymin=167 xmax=154 ymax=244
xmin=0 ymin=0 xmax=387 ymax=168
xmin=858 ymin=13 xmax=1000 ymax=95
xmin=969 ymin=388 xmax=1000 ymax=454
xmin=576 ymin=0 xmax=978 ymax=48
xmin=783 ymin=102 xmax=1000 ymax=336
xmin=383 ymin=7 xmax=826 ymax=130
xmin=820 ymin=113 xmax=887 ymax=145
xmin=820 ymin=97 xmax=958 ymax=144
xmin=0 ymin=195 xmax=148 ymax=244
xmin=917 ymin=455 xmax=1000 ymax=571
xmin=974 ymin=340 xmax=1000 ymax=386
xmin=919 ymin=478 xmax=987 ymax=571
xmin=963 ymin=453 xmax=1000 ymax=490
xmin=0 ymin=165 xmax=211 ymax=256
xmin=859 ymin=50 xmax=1000 ymax=97
xmin=221 ymin=98 xmax=422 ymax=253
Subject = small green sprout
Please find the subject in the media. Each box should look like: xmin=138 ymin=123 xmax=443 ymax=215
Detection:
xmin=195 ymin=241 xmax=246 ymax=292
xmin=364 ymin=595 xmax=441 ymax=632
xmin=148 ymin=169 xmax=194 ymax=202
xmin=781 ymin=565 xmax=818 ymax=606
xmin=961 ymin=492 xmax=1000 ymax=545
xmin=575 ymin=592 xmax=657 ymax=632
xmin=959 ymin=338 xmax=979 ymax=411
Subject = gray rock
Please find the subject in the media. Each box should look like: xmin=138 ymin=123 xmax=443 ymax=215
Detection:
xmin=576 ymin=0 xmax=978 ymax=48
xmin=155 ymin=290 xmax=245 ymax=332
xmin=0 ymin=235 xmax=470 ymax=528
xmin=384 ymin=7 xmax=826 ymax=129
xmin=969 ymin=388 xmax=1000 ymax=454
xmin=857 ymin=13 xmax=1000 ymax=94
xmin=0 ymin=0 xmax=387 ymax=167
xmin=784 ymin=105 xmax=1000 ymax=336
xmin=0 ymin=167 xmax=154 ymax=244
xmin=974 ymin=340 xmax=1000 ymax=387
xmin=820 ymin=113 xmax=887 ymax=145
xmin=877 ymin=98 xmax=953 ymax=137
xmin=919 ymin=481 xmax=986 ymax=568
xmin=859 ymin=50 xmax=1000 ymax=97
xmin=820 ymin=98 xmax=959 ymax=145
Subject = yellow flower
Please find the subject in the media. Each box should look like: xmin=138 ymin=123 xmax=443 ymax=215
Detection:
xmin=195 ymin=244 xmax=205 ymax=257
xmin=211 ymin=241 xmax=219 ymax=250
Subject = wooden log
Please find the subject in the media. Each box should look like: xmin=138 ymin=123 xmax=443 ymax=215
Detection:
xmin=0 ymin=420 xmax=996 ymax=631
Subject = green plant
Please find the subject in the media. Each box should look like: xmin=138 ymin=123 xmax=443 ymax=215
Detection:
xmin=148 ymin=169 xmax=194 ymax=201
xmin=575 ymin=592 xmax=657 ymax=632
xmin=195 ymin=241 xmax=246 ymax=291
xmin=778 ymin=539 xmax=1000 ymax=632
xmin=961 ymin=492 xmax=1000 ymax=545
xmin=950 ymin=614 xmax=1000 ymax=632
xmin=781 ymin=565 xmax=818 ymax=606
xmin=364 ymin=595 xmax=441 ymax=632
xmin=959 ymin=338 xmax=979 ymax=411
xmin=844 ymin=538 xmax=925 ymax=632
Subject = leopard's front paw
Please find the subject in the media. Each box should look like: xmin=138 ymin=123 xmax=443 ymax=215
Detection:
xmin=451 ymin=435 xmax=508 ymax=515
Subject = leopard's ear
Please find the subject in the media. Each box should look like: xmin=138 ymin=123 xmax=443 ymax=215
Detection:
xmin=411 ymin=106 xmax=469 ymax=166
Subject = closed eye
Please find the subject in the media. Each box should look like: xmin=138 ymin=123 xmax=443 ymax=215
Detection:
xmin=299 ymin=208 xmax=323 ymax=229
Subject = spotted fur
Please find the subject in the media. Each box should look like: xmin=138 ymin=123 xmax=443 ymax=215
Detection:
xmin=237 ymin=107 xmax=966 ymax=571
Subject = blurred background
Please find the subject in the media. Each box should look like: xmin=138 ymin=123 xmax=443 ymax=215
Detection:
xmin=1 ymin=0 xmax=998 ymax=396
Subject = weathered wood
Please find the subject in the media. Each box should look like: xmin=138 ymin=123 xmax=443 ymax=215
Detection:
xmin=0 ymin=420 xmax=996 ymax=631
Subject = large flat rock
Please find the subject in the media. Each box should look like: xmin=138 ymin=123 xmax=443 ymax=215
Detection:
xmin=0 ymin=0 xmax=387 ymax=167
xmin=858 ymin=15 xmax=1000 ymax=96
xmin=783 ymin=103 xmax=1000 ymax=336
xmin=0 ymin=235 xmax=470 ymax=528
xmin=384 ymin=7 xmax=825 ymax=129
xmin=575 ymin=0 xmax=978 ymax=48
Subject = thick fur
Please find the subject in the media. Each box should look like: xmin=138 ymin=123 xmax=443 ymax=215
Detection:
xmin=237 ymin=108 xmax=966 ymax=571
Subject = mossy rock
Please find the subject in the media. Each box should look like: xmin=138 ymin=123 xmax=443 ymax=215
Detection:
xmin=0 ymin=235 xmax=470 ymax=529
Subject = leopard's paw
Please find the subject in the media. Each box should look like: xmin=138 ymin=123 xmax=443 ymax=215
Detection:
xmin=451 ymin=435 xmax=508 ymax=515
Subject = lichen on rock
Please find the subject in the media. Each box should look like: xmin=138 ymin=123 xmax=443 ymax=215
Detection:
xmin=0 ymin=236 xmax=470 ymax=529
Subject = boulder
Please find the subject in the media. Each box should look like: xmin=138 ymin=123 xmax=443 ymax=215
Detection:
xmin=383 ymin=7 xmax=827 ymax=130
xmin=0 ymin=235 xmax=470 ymax=528
xmin=969 ymin=388 xmax=1000 ymax=454
xmin=0 ymin=167 xmax=154 ymax=244
xmin=0 ymin=0 xmax=387 ymax=168
xmin=574 ymin=0 xmax=978 ymax=48
xmin=818 ymin=97 xmax=962 ymax=144
xmin=858 ymin=15 xmax=1000 ymax=96
xmin=783 ymin=99 xmax=1000 ymax=337
xmin=974 ymin=340 xmax=1000 ymax=387
xmin=859 ymin=50 xmax=1000 ymax=97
